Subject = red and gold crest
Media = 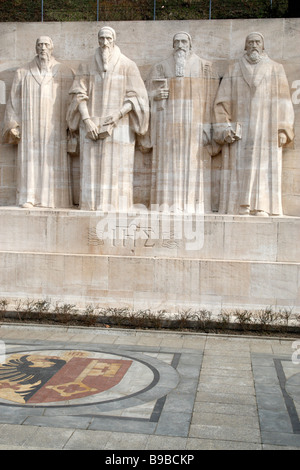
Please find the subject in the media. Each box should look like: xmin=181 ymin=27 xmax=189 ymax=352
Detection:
xmin=0 ymin=351 xmax=132 ymax=404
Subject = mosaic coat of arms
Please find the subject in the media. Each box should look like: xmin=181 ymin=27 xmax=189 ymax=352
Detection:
xmin=0 ymin=350 xmax=132 ymax=404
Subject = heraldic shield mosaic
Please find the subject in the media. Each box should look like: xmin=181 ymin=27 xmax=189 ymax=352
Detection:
xmin=0 ymin=350 xmax=134 ymax=405
xmin=0 ymin=342 xmax=189 ymax=436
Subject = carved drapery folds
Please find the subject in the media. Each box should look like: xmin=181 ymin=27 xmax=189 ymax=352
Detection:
xmin=213 ymin=32 xmax=294 ymax=216
xmin=2 ymin=29 xmax=295 ymax=216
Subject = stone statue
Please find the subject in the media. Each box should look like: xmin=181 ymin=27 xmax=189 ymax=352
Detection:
xmin=2 ymin=36 xmax=74 ymax=209
xmin=67 ymin=26 xmax=149 ymax=212
xmin=213 ymin=32 xmax=294 ymax=216
xmin=139 ymin=31 xmax=218 ymax=213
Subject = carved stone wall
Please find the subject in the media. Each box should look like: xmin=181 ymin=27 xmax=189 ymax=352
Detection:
xmin=0 ymin=20 xmax=299 ymax=315
xmin=0 ymin=19 xmax=299 ymax=215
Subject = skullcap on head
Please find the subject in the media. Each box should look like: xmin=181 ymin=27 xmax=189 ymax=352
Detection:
xmin=244 ymin=32 xmax=265 ymax=49
xmin=173 ymin=31 xmax=192 ymax=47
xmin=98 ymin=26 xmax=116 ymax=40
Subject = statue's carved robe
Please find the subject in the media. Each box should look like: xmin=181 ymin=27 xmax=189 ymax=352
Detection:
xmin=67 ymin=46 xmax=149 ymax=211
xmin=142 ymin=52 xmax=218 ymax=213
xmin=3 ymin=57 xmax=74 ymax=208
xmin=213 ymin=54 xmax=294 ymax=215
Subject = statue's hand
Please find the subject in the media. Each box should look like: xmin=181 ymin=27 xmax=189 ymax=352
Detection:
xmin=153 ymin=88 xmax=169 ymax=101
xmin=103 ymin=112 xmax=121 ymax=127
xmin=9 ymin=127 xmax=21 ymax=144
xmin=278 ymin=132 xmax=287 ymax=147
xmin=77 ymin=92 xmax=89 ymax=103
xmin=84 ymin=118 xmax=98 ymax=141
xmin=223 ymin=128 xmax=236 ymax=144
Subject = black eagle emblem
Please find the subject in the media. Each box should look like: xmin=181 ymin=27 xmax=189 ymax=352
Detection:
xmin=0 ymin=354 xmax=66 ymax=402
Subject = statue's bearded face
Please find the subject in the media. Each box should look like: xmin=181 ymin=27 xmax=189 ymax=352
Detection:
xmin=98 ymin=31 xmax=115 ymax=54
xmin=98 ymin=30 xmax=115 ymax=70
xmin=245 ymin=35 xmax=264 ymax=62
xmin=36 ymin=37 xmax=53 ymax=62
xmin=173 ymin=34 xmax=190 ymax=53
xmin=173 ymin=34 xmax=191 ymax=77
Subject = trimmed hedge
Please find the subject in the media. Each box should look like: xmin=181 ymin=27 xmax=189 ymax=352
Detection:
xmin=0 ymin=0 xmax=289 ymax=22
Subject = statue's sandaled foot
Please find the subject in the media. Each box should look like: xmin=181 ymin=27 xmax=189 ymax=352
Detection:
xmin=254 ymin=210 xmax=269 ymax=217
xmin=20 ymin=202 xmax=34 ymax=209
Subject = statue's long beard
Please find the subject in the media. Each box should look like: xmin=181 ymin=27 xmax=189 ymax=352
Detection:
xmin=101 ymin=46 xmax=113 ymax=71
xmin=247 ymin=50 xmax=262 ymax=64
xmin=38 ymin=52 xmax=51 ymax=74
xmin=174 ymin=49 xmax=188 ymax=77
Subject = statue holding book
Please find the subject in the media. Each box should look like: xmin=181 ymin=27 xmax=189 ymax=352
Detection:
xmin=67 ymin=26 xmax=149 ymax=211
xmin=213 ymin=32 xmax=294 ymax=216
xmin=140 ymin=31 xmax=218 ymax=213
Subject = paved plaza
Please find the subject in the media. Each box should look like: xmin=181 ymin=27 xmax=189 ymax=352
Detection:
xmin=0 ymin=323 xmax=299 ymax=450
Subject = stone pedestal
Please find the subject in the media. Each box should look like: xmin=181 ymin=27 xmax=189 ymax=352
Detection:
xmin=0 ymin=20 xmax=299 ymax=317
xmin=0 ymin=207 xmax=299 ymax=314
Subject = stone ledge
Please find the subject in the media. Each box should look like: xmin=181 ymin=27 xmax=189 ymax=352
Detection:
xmin=0 ymin=207 xmax=299 ymax=262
